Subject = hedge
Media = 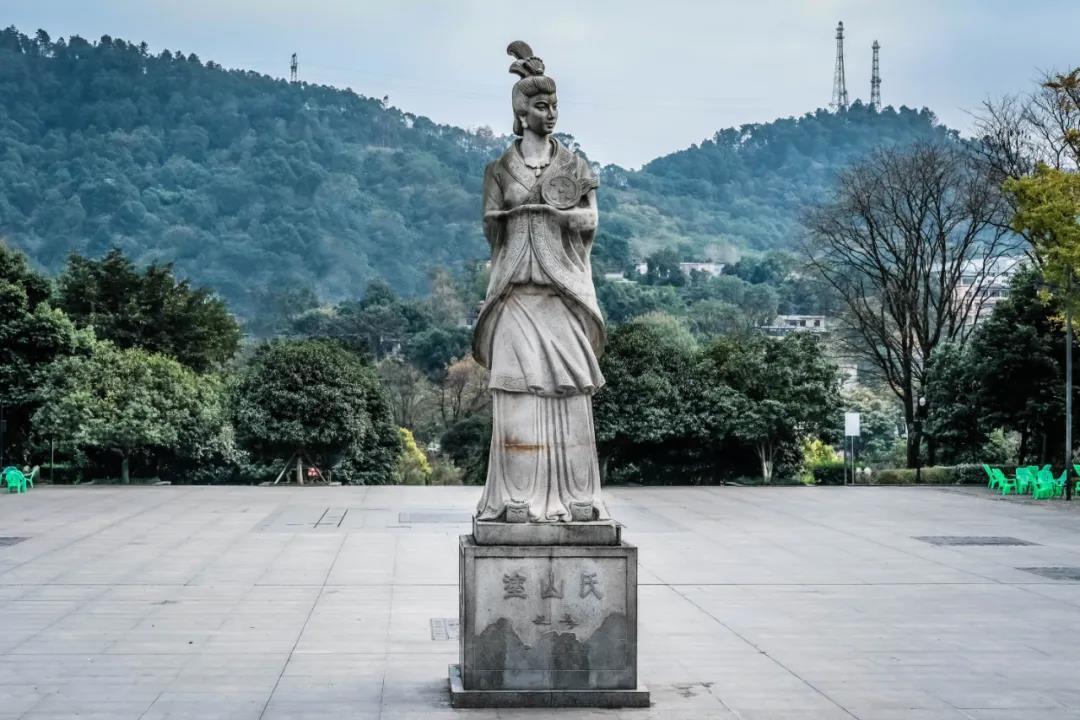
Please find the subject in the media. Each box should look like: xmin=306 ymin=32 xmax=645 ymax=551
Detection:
xmin=810 ymin=461 xmax=846 ymax=485
xmin=811 ymin=463 xmax=1002 ymax=486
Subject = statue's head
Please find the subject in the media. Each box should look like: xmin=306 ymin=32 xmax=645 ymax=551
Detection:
xmin=507 ymin=41 xmax=557 ymax=137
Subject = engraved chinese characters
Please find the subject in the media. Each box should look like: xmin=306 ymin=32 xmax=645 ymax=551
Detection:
xmin=500 ymin=568 xmax=604 ymax=604
xmin=503 ymin=572 xmax=527 ymax=600
xmin=471 ymin=554 xmax=627 ymax=653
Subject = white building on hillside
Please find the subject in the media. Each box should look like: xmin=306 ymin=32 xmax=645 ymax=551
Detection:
xmin=955 ymin=256 xmax=1023 ymax=323
xmin=760 ymin=315 xmax=829 ymax=336
xmin=633 ymin=261 xmax=726 ymax=278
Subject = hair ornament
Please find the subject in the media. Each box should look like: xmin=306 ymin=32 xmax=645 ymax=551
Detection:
xmin=507 ymin=41 xmax=545 ymax=78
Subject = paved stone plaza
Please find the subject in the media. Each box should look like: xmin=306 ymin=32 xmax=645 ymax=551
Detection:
xmin=2 ymin=484 xmax=1080 ymax=719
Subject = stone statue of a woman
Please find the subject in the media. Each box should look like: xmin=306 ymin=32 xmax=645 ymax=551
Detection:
xmin=473 ymin=41 xmax=609 ymax=523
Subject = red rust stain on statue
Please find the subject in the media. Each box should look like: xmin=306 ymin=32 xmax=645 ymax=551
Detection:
xmin=504 ymin=439 xmax=545 ymax=452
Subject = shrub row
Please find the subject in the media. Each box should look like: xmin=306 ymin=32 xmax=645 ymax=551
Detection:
xmin=811 ymin=463 xmax=997 ymax=486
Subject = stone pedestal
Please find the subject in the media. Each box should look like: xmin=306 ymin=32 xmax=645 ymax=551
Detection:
xmin=450 ymin=533 xmax=649 ymax=708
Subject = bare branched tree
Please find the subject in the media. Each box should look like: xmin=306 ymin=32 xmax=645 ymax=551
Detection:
xmin=974 ymin=71 xmax=1080 ymax=183
xmin=803 ymin=143 xmax=1021 ymax=468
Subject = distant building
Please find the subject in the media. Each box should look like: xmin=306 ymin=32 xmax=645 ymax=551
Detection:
xmin=458 ymin=301 xmax=483 ymax=330
xmin=760 ymin=315 xmax=829 ymax=336
xmin=603 ymin=272 xmax=631 ymax=282
xmin=954 ymin=257 xmax=1023 ymax=322
xmin=679 ymin=262 xmax=725 ymax=277
xmin=633 ymin=261 xmax=726 ymax=278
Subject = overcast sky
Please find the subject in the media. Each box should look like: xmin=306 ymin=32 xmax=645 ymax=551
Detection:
xmin=7 ymin=0 xmax=1079 ymax=168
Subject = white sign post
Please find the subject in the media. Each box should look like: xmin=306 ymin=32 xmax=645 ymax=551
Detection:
xmin=844 ymin=412 xmax=861 ymax=485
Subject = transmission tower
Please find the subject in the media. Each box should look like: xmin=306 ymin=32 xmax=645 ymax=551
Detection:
xmin=290 ymin=53 xmax=298 ymax=83
xmin=830 ymin=21 xmax=848 ymax=112
xmin=870 ymin=40 xmax=881 ymax=110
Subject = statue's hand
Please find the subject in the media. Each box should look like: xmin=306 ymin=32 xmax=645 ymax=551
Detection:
xmin=558 ymin=207 xmax=598 ymax=232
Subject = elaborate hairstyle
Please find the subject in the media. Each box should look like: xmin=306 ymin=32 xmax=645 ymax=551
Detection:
xmin=507 ymin=41 xmax=556 ymax=136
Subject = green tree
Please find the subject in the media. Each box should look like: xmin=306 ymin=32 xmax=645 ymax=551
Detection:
xmin=393 ymin=427 xmax=432 ymax=485
xmin=244 ymin=284 xmax=320 ymax=338
xmin=1005 ymin=165 xmax=1080 ymax=294
xmin=230 ymin=339 xmax=400 ymax=484
xmin=593 ymin=318 xmax=706 ymax=483
xmin=923 ymin=341 xmax=987 ymax=463
xmin=376 ymin=358 xmax=440 ymax=441
xmin=842 ymin=385 xmax=903 ymax=465
xmin=643 ymin=248 xmax=685 ymax=287
xmin=0 ymin=241 xmax=89 ymax=465
xmin=406 ymin=326 xmax=470 ymax=379
xmin=57 ymin=249 xmax=240 ymax=371
xmin=700 ymin=333 xmax=840 ymax=483
xmin=441 ymin=410 xmax=491 ymax=486
xmin=595 ymin=278 xmax=685 ymax=325
xmin=32 ymin=340 xmax=222 ymax=483
xmin=927 ymin=267 xmax=1070 ymax=464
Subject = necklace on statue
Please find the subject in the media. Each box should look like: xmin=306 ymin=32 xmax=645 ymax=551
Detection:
xmin=523 ymin=158 xmax=550 ymax=177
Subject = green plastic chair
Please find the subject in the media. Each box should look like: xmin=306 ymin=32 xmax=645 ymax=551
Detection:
xmin=1033 ymin=469 xmax=1067 ymax=499
xmin=24 ymin=466 xmax=37 ymax=489
xmin=2 ymin=466 xmax=27 ymax=494
xmin=1016 ymin=467 xmax=1036 ymax=495
xmin=985 ymin=464 xmax=1008 ymax=491
xmin=998 ymin=468 xmax=1019 ymax=495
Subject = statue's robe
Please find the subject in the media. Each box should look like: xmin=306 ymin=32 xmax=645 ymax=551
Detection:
xmin=473 ymin=138 xmax=609 ymax=522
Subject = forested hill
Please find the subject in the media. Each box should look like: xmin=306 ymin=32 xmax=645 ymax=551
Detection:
xmin=602 ymin=104 xmax=957 ymax=260
xmin=0 ymin=27 xmax=955 ymax=315
xmin=0 ymin=27 xmax=505 ymax=315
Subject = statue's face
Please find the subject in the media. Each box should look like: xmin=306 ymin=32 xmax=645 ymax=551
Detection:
xmin=521 ymin=93 xmax=558 ymax=135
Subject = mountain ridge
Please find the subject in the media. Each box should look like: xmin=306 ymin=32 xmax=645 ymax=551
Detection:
xmin=0 ymin=27 xmax=953 ymax=314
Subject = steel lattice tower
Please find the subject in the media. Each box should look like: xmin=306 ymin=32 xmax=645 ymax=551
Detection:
xmin=290 ymin=53 xmax=298 ymax=83
xmin=870 ymin=40 xmax=881 ymax=110
xmin=830 ymin=22 xmax=848 ymax=112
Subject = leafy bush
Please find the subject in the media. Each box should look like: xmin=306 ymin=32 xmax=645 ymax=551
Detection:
xmin=392 ymin=428 xmax=432 ymax=485
xmin=428 ymin=457 xmax=464 ymax=486
xmin=810 ymin=461 xmax=846 ymax=485
xmin=867 ymin=464 xmax=992 ymax=485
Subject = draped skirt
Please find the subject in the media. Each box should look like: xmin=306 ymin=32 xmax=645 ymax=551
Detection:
xmin=475 ymin=284 xmax=608 ymax=522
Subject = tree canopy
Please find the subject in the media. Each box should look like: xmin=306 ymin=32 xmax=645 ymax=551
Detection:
xmin=56 ymin=249 xmax=241 ymax=371
xmin=229 ymin=339 xmax=400 ymax=484
xmin=32 ymin=340 xmax=225 ymax=483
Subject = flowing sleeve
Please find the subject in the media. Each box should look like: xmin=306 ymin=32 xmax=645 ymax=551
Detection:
xmin=482 ymin=161 xmax=504 ymax=248
xmin=578 ymin=156 xmax=599 ymax=197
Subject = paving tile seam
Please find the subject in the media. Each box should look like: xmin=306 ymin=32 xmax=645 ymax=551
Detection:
xmin=121 ymin=506 xmax=248 ymax=591
xmin=0 ymin=488 xmax=202 ymax=586
xmin=5 ymin=584 xmax=114 ymax=658
xmin=375 ymin=535 xmax=398 ymax=720
xmin=255 ymin=532 xmax=348 ymax=720
xmin=701 ymin=487 xmax=1014 ymax=586
xmin=174 ymin=509 xmax=270 ymax=589
xmin=655 ymin=578 xmax=863 ymax=720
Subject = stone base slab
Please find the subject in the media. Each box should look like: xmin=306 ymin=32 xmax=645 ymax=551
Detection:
xmin=448 ymin=664 xmax=650 ymax=708
xmin=459 ymin=535 xmax=639 ymax=694
xmin=473 ymin=517 xmax=620 ymax=546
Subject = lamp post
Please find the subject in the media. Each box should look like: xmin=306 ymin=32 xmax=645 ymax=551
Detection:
xmin=914 ymin=395 xmax=927 ymax=483
xmin=1066 ymin=273 xmax=1073 ymax=500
